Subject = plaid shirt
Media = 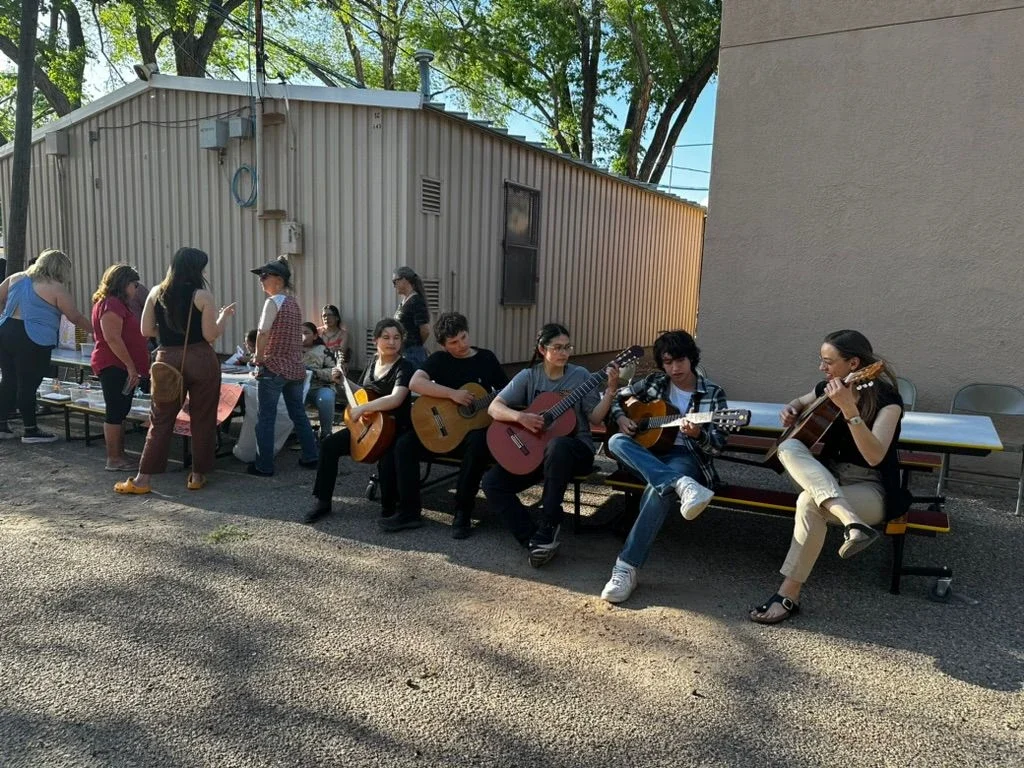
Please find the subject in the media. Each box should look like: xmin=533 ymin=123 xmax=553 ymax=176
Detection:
xmin=610 ymin=371 xmax=729 ymax=488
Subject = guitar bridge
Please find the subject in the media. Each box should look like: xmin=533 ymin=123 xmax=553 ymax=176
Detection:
xmin=430 ymin=406 xmax=449 ymax=437
xmin=506 ymin=427 xmax=529 ymax=456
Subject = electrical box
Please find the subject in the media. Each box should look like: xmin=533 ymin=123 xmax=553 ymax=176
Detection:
xmin=280 ymin=220 xmax=303 ymax=255
xmin=199 ymin=119 xmax=228 ymax=150
xmin=228 ymin=116 xmax=253 ymax=139
xmin=45 ymin=130 xmax=69 ymax=156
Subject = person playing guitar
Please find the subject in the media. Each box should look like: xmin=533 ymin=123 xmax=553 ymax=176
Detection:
xmin=749 ymin=329 xmax=907 ymax=625
xmin=392 ymin=312 xmax=509 ymax=538
xmin=305 ymin=318 xmax=416 ymax=525
xmin=482 ymin=323 xmax=619 ymax=567
xmin=600 ymin=330 xmax=728 ymax=603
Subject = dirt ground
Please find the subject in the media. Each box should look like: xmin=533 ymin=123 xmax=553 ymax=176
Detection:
xmin=1 ymin=412 xmax=1022 ymax=767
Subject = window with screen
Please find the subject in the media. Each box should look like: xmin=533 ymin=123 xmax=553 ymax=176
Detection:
xmin=502 ymin=183 xmax=540 ymax=305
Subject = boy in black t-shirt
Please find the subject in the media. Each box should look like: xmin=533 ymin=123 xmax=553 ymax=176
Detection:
xmin=385 ymin=312 xmax=509 ymax=538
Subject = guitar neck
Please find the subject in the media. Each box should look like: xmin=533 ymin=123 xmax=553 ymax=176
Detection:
xmin=544 ymin=370 xmax=606 ymax=422
xmin=471 ymin=390 xmax=500 ymax=414
xmin=639 ymin=411 xmax=711 ymax=431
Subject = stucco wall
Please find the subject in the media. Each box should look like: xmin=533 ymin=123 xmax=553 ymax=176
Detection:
xmin=701 ymin=1 xmax=1024 ymax=417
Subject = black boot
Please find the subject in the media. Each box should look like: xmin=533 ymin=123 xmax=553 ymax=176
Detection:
xmin=304 ymin=502 xmax=332 ymax=525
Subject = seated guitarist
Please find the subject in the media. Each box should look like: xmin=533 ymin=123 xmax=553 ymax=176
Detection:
xmin=482 ymin=323 xmax=618 ymax=567
xmin=600 ymin=330 xmax=727 ymax=604
xmin=750 ymin=330 xmax=906 ymax=625
xmin=305 ymin=318 xmax=416 ymax=525
xmin=392 ymin=312 xmax=509 ymax=538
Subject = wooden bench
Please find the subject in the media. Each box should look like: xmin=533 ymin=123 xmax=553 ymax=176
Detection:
xmin=600 ymin=467 xmax=952 ymax=597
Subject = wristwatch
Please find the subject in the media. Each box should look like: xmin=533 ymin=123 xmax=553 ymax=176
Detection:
xmin=846 ymin=415 xmax=864 ymax=426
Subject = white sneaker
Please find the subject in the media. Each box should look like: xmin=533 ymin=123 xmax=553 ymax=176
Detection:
xmin=600 ymin=558 xmax=638 ymax=603
xmin=675 ymin=476 xmax=714 ymax=521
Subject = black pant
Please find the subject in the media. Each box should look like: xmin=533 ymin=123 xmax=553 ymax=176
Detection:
xmin=0 ymin=318 xmax=54 ymax=430
xmin=393 ymin=427 xmax=493 ymax=517
xmin=98 ymin=366 xmax=133 ymax=425
xmin=481 ymin=436 xmax=594 ymax=546
xmin=313 ymin=427 xmax=403 ymax=515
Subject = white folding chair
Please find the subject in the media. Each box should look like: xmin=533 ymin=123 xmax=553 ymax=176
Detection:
xmin=935 ymin=383 xmax=1024 ymax=516
xmin=896 ymin=376 xmax=917 ymax=411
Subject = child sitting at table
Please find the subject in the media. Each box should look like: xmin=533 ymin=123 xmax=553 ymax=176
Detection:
xmin=225 ymin=329 xmax=258 ymax=367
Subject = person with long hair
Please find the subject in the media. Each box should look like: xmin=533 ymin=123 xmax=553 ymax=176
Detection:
xmin=482 ymin=323 xmax=618 ymax=567
xmin=392 ymin=266 xmax=430 ymax=367
xmin=0 ymin=249 xmax=90 ymax=443
xmin=114 ymin=247 xmax=235 ymax=494
xmin=247 ymin=256 xmax=319 ymax=476
xmin=91 ymin=264 xmax=150 ymax=470
xmin=318 ymin=304 xmax=349 ymax=363
xmin=301 ymin=321 xmax=338 ymax=435
xmin=749 ymin=330 xmax=908 ymax=625
xmin=599 ymin=330 xmax=728 ymax=604
xmin=306 ymin=318 xmax=416 ymax=525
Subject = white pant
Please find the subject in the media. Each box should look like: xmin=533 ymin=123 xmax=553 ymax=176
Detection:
xmin=776 ymin=439 xmax=885 ymax=583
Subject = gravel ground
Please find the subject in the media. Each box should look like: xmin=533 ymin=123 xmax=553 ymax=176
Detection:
xmin=1 ymin=414 xmax=1022 ymax=767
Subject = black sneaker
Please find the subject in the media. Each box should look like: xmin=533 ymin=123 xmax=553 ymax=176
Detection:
xmin=22 ymin=429 xmax=58 ymax=444
xmin=528 ymin=524 xmax=561 ymax=567
xmin=246 ymin=463 xmax=274 ymax=477
xmin=303 ymin=504 xmax=332 ymax=524
xmin=379 ymin=513 xmax=424 ymax=532
xmin=451 ymin=510 xmax=472 ymax=540
xmin=0 ymin=426 xmax=15 ymax=440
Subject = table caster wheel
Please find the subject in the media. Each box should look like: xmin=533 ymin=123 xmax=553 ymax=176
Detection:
xmin=928 ymin=577 xmax=953 ymax=603
xmin=366 ymin=479 xmax=378 ymax=501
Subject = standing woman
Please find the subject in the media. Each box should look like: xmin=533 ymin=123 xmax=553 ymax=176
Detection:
xmin=301 ymin=321 xmax=338 ymax=435
xmin=392 ymin=266 xmax=430 ymax=368
xmin=114 ymin=247 xmax=236 ymax=493
xmin=0 ymin=249 xmax=91 ymax=443
xmin=306 ymin=318 xmax=416 ymax=524
xmin=91 ymin=264 xmax=150 ymax=470
xmin=482 ymin=323 xmax=618 ymax=567
xmin=749 ymin=330 xmax=907 ymax=625
xmin=247 ymin=256 xmax=319 ymax=476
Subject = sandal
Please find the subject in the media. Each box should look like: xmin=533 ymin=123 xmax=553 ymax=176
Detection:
xmin=839 ymin=523 xmax=880 ymax=559
xmin=105 ymin=458 xmax=138 ymax=472
xmin=749 ymin=593 xmax=800 ymax=625
xmin=114 ymin=478 xmax=151 ymax=495
xmin=186 ymin=474 xmax=207 ymax=491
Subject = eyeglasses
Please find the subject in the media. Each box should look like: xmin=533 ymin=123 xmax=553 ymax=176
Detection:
xmin=546 ymin=344 xmax=574 ymax=353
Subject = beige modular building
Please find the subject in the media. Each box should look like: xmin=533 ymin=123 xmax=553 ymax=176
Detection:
xmin=0 ymin=77 xmax=704 ymax=369
xmin=700 ymin=1 xmax=1024 ymax=413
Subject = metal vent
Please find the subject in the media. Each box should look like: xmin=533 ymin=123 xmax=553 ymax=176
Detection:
xmin=420 ymin=177 xmax=441 ymax=215
xmin=422 ymin=278 xmax=441 ymax=314
xmin=365 ymin=329 xmax=376 ymax=362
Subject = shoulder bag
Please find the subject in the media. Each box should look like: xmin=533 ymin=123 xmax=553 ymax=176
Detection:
xmin=150 ymin=293 xmax=195 ymax=405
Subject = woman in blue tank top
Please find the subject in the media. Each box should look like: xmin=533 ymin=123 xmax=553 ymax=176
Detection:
xmin=0 ymin=249 xmax=90 ymax=443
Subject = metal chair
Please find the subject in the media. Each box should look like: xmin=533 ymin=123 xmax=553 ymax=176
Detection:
xmin=935 ymin=383 xmax=1024 ymax=516
xmin=896 ymin=376 xmax=917 ymax=411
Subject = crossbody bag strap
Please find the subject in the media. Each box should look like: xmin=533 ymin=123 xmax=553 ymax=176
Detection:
xmin=177 ymin=292 xmax=196 ymax=400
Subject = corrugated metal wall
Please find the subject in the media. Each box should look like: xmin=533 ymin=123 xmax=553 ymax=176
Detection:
xmin=407 ymin=108 xmax=705 ymax=365
xmin=0 ymin=79 xmax=704 ymax=370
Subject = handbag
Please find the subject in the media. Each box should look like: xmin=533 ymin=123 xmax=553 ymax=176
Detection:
xmin=150 ymin=293 xmax=194 ymax=405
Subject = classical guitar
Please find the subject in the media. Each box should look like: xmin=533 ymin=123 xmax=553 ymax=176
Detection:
xmin=487 ymin=346 xmax=644 ymax=475
xmin=341 ymin=376 xmax=397 ymax=463
xmin=624 ymin=399 xmax=751 ymax=453
xmin=412 ymin=382 xmax=498 ymax=454
xmin=764 ymin=361 xmax=885 ymax=472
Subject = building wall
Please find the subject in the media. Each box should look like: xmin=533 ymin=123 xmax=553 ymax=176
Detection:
xmin=406 ymin=109 xmax=705 ymax=366
xmin=701 ymin=1 xmax=1024 ymax=412
xmin=1 ymin=77 xmax=705 ymax=372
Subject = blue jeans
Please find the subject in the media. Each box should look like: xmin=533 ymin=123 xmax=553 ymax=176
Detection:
xmin=255 ymin=371 xmax=319 ymax=473
xmin=403 ymin=344 xmax=427 ymax=368
xmin=608 ymin=433 xmax=703 ymax=569
xmin=307 ymin=385 xmax=336 ymax=432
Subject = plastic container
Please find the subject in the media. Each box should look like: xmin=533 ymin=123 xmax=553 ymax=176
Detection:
xmin=79 ymin=342 xmax=96 ymax=359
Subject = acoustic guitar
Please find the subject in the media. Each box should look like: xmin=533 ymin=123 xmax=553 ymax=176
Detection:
xmin=624 ymin=399 xmax=751 ymax=452
xmin=487 ymin=346 xmax=644 ymax=475
xmin=341 ymin=377 xmax=397 ymax=463
xmin=412 ymin=382 xmax=498 ymax=454
xmin=763 ymin=361 xmax=885 ymax=472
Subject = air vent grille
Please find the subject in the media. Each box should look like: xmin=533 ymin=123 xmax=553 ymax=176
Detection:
xmin=421 ymin=177 xmax=442 ymax=215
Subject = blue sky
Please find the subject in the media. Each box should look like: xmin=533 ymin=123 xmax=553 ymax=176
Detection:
xmin=504 ymin=79 xmax=717 ymax=207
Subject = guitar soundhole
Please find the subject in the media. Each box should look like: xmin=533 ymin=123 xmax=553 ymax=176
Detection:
xmin=457 ymin=404 xmax=474 ymax=418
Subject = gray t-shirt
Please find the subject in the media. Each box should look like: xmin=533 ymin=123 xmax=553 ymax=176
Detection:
xmin=497 ymin=363 xmax=602 ymax=452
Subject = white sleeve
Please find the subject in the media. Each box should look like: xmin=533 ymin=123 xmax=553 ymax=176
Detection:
xmin=258 ymin=298 xmax=279 ymax=332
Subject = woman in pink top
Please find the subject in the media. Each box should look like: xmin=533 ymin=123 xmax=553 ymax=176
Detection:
xmin=91 ymin=264 xmax=150 ymax=470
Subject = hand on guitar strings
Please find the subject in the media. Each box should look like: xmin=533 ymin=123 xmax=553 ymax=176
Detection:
xmin=824 ymin=377 xmax=858 ymax=414
xmin=680 ymin=414 xmax=702 ymax=439
xmin=350 ymin=405 xmax=372 ymax=423
xmin=449 ymin=388 xmax=475 ymax=406
xmin=604 ymin=362 xmax=621 ymax=393
xmin=616 ymin=415 xmax=638 ymax=436
xmin=780 ymin=404 xmax=799 ymax=427
xmin=517 ymin=411 xmax=546 ymax=435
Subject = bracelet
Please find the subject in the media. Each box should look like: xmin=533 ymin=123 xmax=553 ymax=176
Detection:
xmin=846 ymin=415 xmax=864 ymax=426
